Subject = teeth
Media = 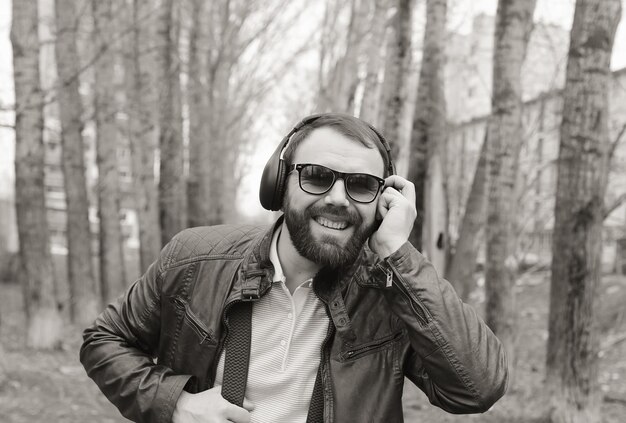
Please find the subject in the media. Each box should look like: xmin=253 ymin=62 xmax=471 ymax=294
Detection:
xmin=315 ymin=217 xmax=348 ymax=230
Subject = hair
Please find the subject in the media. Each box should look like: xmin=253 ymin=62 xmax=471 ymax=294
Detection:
xmin=282 ymin=114 xmax=392 ymax=177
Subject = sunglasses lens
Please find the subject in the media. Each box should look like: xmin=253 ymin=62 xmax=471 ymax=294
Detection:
xmin=346 ymin=174 xmax=380 ymax=202
xmin=300 ymin=165 xmax=334 ymax=194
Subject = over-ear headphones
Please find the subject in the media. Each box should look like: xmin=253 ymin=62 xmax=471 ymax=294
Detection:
xmin=259 ymin=113 xmax=395 ymax=211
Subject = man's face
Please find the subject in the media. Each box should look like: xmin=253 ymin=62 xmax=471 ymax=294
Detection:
xmin=282 ymin=127 xmax=385 ymax=269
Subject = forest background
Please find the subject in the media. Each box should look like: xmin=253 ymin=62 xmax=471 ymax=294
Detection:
xmin=1 ymin=0 xmax=626 ymax=422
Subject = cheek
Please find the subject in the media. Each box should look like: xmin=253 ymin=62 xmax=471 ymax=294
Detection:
xmin=284 ymin=179 xmax=317 ymax=211
xmin=355 ymin=203 xmax=377 ymax=226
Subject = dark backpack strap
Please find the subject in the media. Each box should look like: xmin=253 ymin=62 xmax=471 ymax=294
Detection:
xmin=221 ymin=300 xmax=326 ymax=421
xmin=221 ymin=301 xmax=253 ymax=406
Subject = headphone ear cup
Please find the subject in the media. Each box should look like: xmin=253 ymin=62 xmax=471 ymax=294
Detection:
xmin=259 ymin=142 xmax=286 ymax=211
xmin=272 ymin=160 xmax=287 ymax=210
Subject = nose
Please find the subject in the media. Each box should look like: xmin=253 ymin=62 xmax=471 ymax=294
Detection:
xmin=324 ymin=178 xmax=349 ymax=207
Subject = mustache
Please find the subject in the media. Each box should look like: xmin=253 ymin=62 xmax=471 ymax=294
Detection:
xmin=306 ymin=205 xmax=361 ymax=225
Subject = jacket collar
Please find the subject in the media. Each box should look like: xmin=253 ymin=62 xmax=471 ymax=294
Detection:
xmin=232 ymin=216 xmax=283 ymax=301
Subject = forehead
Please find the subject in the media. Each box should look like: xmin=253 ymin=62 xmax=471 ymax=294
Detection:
xmin=292 ymin=127 xmax=385 ymax=177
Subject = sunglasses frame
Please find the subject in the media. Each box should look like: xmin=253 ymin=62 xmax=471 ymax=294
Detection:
xmin=288 ymin=163 xmax=385 ymax=204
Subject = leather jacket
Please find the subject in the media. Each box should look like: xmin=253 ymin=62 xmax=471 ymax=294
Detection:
xmin=80 ymin=217 xmax=508 ymax=423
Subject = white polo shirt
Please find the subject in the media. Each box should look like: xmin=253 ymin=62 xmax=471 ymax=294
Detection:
xmin=214 ymin=227 xmax=330 ymax=422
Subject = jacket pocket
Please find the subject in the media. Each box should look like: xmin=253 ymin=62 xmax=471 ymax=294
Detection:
xmin=171 ymin=296 xmax=215 ymax=345
xmin=341 ymin=330 xmax=404 ymax=361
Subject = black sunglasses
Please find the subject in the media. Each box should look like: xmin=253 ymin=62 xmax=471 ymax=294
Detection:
xmin=288 ymin=163 xmax=385 ymax=204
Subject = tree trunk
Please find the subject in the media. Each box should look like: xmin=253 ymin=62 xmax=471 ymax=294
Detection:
xmin=54 ymin=0 xmax=99 ymax=325
xmin=11 ymin=0 xmax=63 ymax=349
xmin=92 ymin=0 xmax=127 ymax=305
xmin=379 ymin=0 xmax=413 ymax=161
xmin=484 ymin=0 xmax=536 ymax=375
xmin=408 ymin=0 xmax=447 ymax=258
xmin=0 ymin=337 xmax=6 ymax=386
xmin=359 ymin=0 xmax=390 ymax=125
xmin=446 ymin=134 xmax=487 ymax=301
xmin=205 ymin=0 xmax=237 ymax=226
xmin=123 ymin=0 xmax=161 ymax=272
xmin=187 ymin=0 xmax=212 ymax=228
xmin=158 ymin=0 xmax=186 ymax=245
xmin=546 ymin=1 xmax=621 ymax=422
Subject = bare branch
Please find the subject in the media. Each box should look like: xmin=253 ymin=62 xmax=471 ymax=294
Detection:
xmin=604 ymin=192 xmax=626 ymax=219
xmin=603 ymin=393 xmax=626 ymax=406
xmin=12 ymin=3 xmax=162 ymax=118
xmin=516 ymin=158 xmax=558 ymax=201
xmin=609 ymin=122 xmax=626 ymax=160
xmin=600 ymin=331 xmax=626 ymax=354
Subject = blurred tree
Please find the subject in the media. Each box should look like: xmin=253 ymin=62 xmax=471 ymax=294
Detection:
xmin=158 ymin=0 xmax=186 ymax=245
xmin=408 ymin=0 xmax=447 ymax=259
xmin=186 ymin=0 xmax=306 ymax=226
xmin=318 ymin=0 xmax=370 ymax=113
xmin=186 ymin=0 xmax=210 ymax=228
xmin=446 ymin=134 xmax=487 ymax=301
xmin=545 ymin=0 xmax=622 ymax=421
xmin=11 ymin=0 xmax=63 ymax=348
xmin=317 ymin=0 xmax=348 ymax=112
xmin=54 ymin=0 xmax=99 ymax=325
xmin=484 ymin=0 xmax=536 ymax=374
xmin=123 ymin=0 xmax=162 ymax=272
xmin=379 ymin=0 xmax=413 ymax=161
xmin=0 ymin=337 xmax=5 ymax=386
xmin=359 ymin=0 xmax=391 ymax=125
xmin=92 ymin=0 xmax=126 ymax=305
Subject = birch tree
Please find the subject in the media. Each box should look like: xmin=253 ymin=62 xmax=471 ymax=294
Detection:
xmin=546 ymin=0 xmax=622 ymax=421
xmin=158 ymin=0 xmax=186 ymax=245
xmin=407 ymin=0 xmax=447 ymax=258
xmin=92 ymin=0 xmax=126 ymax=304
xmin=484 ymin=0 xmax=536 ymax=371
xmin=379 ymin=0 xmax=413 ymax=161
xmin=54 ymin=0 xmax=99 ymax=325
xmin=186 ymin=0 xmax=210 ymax=228
xmin=12 ymin=0 xmax=63 ymax=348
xmin=123 ymin=0 xmax=161 ymax=271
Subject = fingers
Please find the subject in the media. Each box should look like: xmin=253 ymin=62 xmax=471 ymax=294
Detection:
xmin=383 ymin=175 xmax=416 ymax=204
xmin=225 ymin=402 xmax=252 ymax=423
xmin=173 ymin=386 xmax=254 ymax=423
xmin=242 ymin=397 xmax=255 ymax=412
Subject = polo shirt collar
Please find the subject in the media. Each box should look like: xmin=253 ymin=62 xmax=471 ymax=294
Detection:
xmin=269 ymin=225 xmax=286 ymax=283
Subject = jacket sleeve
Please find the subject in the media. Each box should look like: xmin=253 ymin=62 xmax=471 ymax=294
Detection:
xmin=367 ymin=241 xmax=508 ymax=414
xmin=79 ymin=238 xmax=192 ymax=423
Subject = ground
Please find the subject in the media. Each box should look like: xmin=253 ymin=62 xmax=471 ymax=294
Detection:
xmin=1 ymin=271 xmax=625 ymax=422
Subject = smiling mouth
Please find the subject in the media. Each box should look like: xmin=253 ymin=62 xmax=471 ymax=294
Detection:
xmin=313 ymin=216 xmax=350 ymax=230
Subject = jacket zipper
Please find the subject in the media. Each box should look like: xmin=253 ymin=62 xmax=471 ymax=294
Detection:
xmin=379 ymin=262 xmax=429 ymax=327
xmin=318 ymin=315 xmax=335 ymax=422
xmin=344 ymin=330 xmax=403 ymax=360
xmin=312 ymin=278 xmax=337 ymax=423
xmin=172 ymin=297 xmax=213 ymax=344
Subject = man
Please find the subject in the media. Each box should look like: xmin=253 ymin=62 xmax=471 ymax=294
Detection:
xmin=80 ymin=113 xmax=507 ymax=423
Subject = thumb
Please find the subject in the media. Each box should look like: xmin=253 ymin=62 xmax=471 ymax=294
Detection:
xmin=243 ymin=397 xmax=255 ymax=412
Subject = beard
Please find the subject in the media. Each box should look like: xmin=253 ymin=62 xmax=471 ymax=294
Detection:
xmin=283 ymin=198 xmax=376 ymax=269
